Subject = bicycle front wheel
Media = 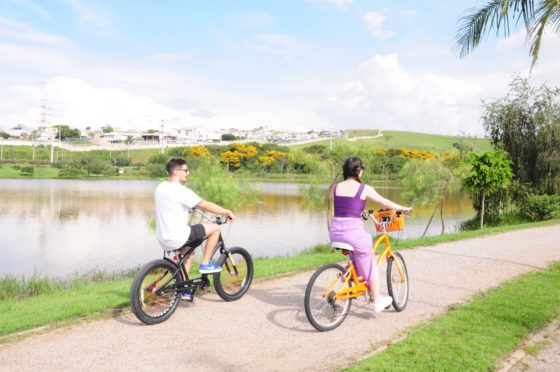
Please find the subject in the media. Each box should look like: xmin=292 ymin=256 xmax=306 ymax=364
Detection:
xmin=214 ymin=247 xmax=254 ymax=301
xmin=387 ymin=252 xmax=409 ymax=311
xmin=304 ymin=263 xmax=353 ymax=332
xmin=130 ymin=259 xmax=182 ymax=325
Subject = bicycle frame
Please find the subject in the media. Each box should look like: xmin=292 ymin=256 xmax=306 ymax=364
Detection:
xmin=327 ymin=217 xmax=407 ymax=301
xmin=153 ymin=213 xmax=240 ymax=296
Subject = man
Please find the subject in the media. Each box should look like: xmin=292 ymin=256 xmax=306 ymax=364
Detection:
xmin=154 ymin=158 xmax=235 ymax=299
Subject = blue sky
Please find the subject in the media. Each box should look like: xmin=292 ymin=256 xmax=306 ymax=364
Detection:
xmin=1 ymin=0 xmax=559 ymax=135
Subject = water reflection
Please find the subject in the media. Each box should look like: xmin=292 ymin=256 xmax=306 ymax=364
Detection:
xmin=0 ymin=179 xmax=474 ymax=278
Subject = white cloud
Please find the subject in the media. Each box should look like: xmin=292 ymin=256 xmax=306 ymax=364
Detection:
xmin=308 ymin=0 xmax=353 ymax=10
xmin=252 ymin=33 xmax=308 ymax=59
xmin=0 ymin=17 xmax=71 ymax=46
xmin=7 ymin=0 xmax=50 ymax=18
xmin=400 ymin=9 xmax=419 ymax=17
xmin=363 ymin=11 xmax=394 ymax=40
xmin=63 ymin=0 xmax=112 ymax=33
xmin=231 ymin=10 xmax=274 ymax=28
xmin=319 ymin=53 xmax=503 ymax=136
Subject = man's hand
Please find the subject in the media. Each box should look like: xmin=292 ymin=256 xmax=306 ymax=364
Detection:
xmin=226 ymin=210 xmax=236 ymax=222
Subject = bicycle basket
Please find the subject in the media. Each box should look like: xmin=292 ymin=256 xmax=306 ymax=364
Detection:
xmin=372 ymin=210 xmax=404 ymax=232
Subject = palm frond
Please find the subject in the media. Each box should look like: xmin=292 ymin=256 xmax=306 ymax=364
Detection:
xmin=454 ymin=0 xmax=535 ymax=58
xmin=528 ymin=0 xmax=560 ymax=69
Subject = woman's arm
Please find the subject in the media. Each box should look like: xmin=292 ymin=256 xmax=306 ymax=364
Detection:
xmin=197 ymin=200 xmax=236 ymax=221
xmin=363 ymin=185 xmax=411 ymax=212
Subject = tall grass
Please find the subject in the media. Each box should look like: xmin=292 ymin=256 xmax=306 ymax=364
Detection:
xmin=0 ymin=268 xmax=138 ymax=302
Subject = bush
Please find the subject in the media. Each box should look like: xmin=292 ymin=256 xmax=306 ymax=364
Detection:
xmin=521 ymin=194 xmax=560 ymax=221
xmin=148 ymin=153 xmax=168 ymax=165
xmin=146 ymin=163 xmax=167 ymax=178
xmin=20 ymin=166 xmax=34 ymax=176
xmin=113 ymin=158 xmax=130 ymax=167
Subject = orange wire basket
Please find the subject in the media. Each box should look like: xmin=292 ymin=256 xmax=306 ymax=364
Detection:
xmin=372 ymin=209 xmax=405 ymax=232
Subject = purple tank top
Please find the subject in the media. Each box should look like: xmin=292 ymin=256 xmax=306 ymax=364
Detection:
xmin=333 ymin=183 xmax=366 ymax=218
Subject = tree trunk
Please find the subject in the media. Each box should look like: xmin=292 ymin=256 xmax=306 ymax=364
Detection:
xmin=480 ymin=191 xmax=485 ymax=230
xmin=440 ymin=179 xmax=450 ymax=235
xmin=326 ymin=167 xmax=338 ymax=232
xmin=422 ymin=206 xmax=437 ymax=237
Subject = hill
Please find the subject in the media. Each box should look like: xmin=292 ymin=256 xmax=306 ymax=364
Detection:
xmin=290 ymin=129 xmax=491 ymax=153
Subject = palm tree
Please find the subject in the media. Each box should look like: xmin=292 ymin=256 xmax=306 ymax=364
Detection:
xmin=455 ymin=0 xmax=560 ymax=68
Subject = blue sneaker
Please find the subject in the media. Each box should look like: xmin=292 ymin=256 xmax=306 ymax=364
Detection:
xmin=199 ymin=261 xmax=222 ymax=274
xmin=181 ymin=289 xmax=193 ymax=301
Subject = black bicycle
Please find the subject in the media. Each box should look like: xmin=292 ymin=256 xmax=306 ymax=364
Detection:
xmin=130 ymin=209 xmax=254 ymax=325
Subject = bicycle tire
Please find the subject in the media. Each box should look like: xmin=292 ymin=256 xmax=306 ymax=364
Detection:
xmin=213 ymin=247 xmax=254 ymax=301
xmin=304 ymin=263 xmax=353 ymax=332
xmin=387 ymin=252 xmax=409 ymax=311
xmin=130 ymin=259 xmax=182 ymax=325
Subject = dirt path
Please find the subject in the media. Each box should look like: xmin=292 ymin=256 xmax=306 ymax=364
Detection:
xmin=1 ymin=225 xmax=560 ymax=371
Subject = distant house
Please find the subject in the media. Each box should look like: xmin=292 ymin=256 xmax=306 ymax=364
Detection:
xmin=7 ymin=124 xmax=33 ymax=140
xmin=141 ymin=132 xmax=161 ymax=142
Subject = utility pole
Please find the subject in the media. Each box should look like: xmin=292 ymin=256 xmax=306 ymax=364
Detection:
xmin=330 ymin=126 xmax=333 ymax=150
xmin=160 ymin=119 xmax=164 ymax=155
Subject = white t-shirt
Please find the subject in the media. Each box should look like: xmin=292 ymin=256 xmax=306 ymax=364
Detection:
xmin=154 ymin=181 xmax=203 ymax=250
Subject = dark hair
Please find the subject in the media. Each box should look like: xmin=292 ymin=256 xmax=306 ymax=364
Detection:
xmin=342 ymin=157 xmax=364 ymax=183
xmin=166 ymin=158 xmax=187 ymax=175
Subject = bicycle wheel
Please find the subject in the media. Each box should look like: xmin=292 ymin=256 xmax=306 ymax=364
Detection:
xmin=387 ymin=252 xmax=409 ymax=311
xmin=213 ymin=247 xmax=253 ymax=301
xmin=304 ymin=263 xmax=353 ymax=332
xmin=130 ymin=259 xmax=182 ymax=325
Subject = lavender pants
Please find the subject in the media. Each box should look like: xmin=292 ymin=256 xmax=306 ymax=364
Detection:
xmin=330 ymin=218 xmax=374 ymax=284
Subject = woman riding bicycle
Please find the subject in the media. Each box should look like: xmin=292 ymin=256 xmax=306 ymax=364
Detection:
xmin=330 ymin=157 xmax=411 ymax=313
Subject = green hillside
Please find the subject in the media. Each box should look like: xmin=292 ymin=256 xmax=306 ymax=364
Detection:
xmin=291 ymin=129 xmax=491 ymax=153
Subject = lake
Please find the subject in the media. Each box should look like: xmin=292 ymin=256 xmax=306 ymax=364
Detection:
xmin=0 ymin=179 xmax=474 ymax=278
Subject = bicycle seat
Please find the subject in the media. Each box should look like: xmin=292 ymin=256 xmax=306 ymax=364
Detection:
xmin=331 ymin=242 xmax=354 ymax=253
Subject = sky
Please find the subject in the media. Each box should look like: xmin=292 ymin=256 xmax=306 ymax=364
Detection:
xmin=1 ymin=0 xmax=559 ymax=136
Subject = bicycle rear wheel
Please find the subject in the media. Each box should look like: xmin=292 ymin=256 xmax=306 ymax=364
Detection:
xmin=214 ymin=247 xmax=253 ymax=301
xmin=130 ymin=259 xmax=182 ymax=325
xmin=387 ymin=252 xmax=409 ymax=311
xmin=304 ymin=263 xmax=353 ymax=332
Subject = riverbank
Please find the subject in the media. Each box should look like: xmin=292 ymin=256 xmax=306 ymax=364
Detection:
xmin=1 ymin=219 xmax=559 ymax=337
xmin=1 ymin=223 xmax=559 ymax=371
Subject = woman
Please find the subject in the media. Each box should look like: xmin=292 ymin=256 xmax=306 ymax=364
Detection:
xmin=330 ymin=157 xmax=411 ymax=313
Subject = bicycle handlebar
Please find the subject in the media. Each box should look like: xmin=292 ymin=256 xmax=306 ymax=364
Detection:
xmin=361 ymin=208 xmax=412 ymax=224
xmin=190 ymin=208 xmax=229 ymax=225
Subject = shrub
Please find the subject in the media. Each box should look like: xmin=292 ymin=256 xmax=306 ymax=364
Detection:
xmin=148 ymin=153 xmax=168 ymax=165
xmin=20 ymin=166 xmax=34 ymax=176
xmin=146 ymin=163 xmax=167 ymax=178
xmin=521 ymin=194 xmax=560 ymax=221
xmin=113 ymin=157 xmax=130 ymax=167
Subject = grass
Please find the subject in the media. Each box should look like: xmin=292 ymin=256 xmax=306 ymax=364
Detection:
xmin=345 ymin=261 xmax=560 ymax=371
xmin=0 ymin=219 xmax=558 ymax=337
xmin=291 ymin=130 xmax=492 ymax=153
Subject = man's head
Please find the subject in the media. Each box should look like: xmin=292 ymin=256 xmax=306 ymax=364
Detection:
xmin=166 ymin=158 xmax=190 ymax=182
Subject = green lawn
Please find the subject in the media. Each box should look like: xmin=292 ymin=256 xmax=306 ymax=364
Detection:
xmin=291 ymin=129 xmax=491 ymax=153
xmin=345 ymin=261 xmax=560 ymax=371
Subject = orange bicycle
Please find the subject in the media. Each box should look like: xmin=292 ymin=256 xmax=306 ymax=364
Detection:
xmin=304 ymin=209 xmax=409 ymax=331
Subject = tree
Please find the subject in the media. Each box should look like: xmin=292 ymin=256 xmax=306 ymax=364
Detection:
xmin=53 ymin=125 xmax=81 ymax=140
xmin=101 ymin=125 xmax=113 ymax=133
xmin=0 ymin=131 xmax=9 ymax=139
xmin=219 ymin=150 xmax=241 ymax=169
xmin=455 ymin=0 xmax=560 ymax=68
xmin=462 ymin=151 xmax=514 ymax=229
xmin=400 ymin=159 xmax=452 ymax=236
xmin=482 ymin=77 xmax=560 ymax=194
xmin=221 ymin=133 xmax=237 ymax=141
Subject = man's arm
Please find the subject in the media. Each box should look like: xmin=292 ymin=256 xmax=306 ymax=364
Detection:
xmin=197 ymin=200 xmax=236 ymax=221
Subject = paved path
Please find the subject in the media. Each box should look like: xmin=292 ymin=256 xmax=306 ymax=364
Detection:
xmin=1 ymin=225 xmax=560 ymax=371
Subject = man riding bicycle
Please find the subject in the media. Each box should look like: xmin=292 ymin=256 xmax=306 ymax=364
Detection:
xmin=154 ymin=158 xmax=235 ymax=300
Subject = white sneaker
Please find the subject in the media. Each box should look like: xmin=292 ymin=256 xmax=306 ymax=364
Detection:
xmin=374 ymin=295 xmax=393 ymax=313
